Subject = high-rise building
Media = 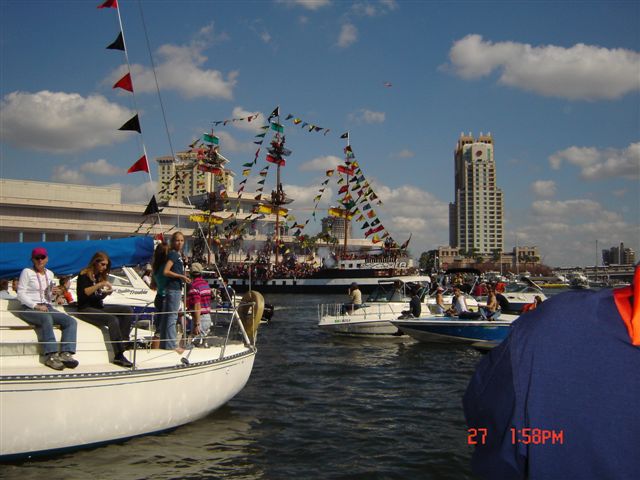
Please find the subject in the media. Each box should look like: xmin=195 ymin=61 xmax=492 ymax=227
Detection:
xmin=449 ymin=132 xmax=504 ymax=254
xmin=602 ymin=242 xmax=636 ymax=265
xmin=156 ymin=151 xmax=234 ymax=203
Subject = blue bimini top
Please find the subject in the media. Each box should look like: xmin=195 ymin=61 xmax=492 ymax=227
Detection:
xmin=463 ymin=288 xmax=640 ymax=480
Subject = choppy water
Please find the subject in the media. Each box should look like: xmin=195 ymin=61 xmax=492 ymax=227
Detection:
xmin=3 ymin=294 xmax=483 ymax=480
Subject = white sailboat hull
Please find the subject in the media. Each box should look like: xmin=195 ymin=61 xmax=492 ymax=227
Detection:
xmin=1 ymin=347 xmax=255 ymax=459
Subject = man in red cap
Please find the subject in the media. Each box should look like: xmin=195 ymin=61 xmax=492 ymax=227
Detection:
xmin=16 ymin=247 xmax=79 ymax=370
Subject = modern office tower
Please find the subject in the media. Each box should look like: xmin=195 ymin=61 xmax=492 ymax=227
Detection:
xmin=449 ymin=132 xmax=504 ymax=254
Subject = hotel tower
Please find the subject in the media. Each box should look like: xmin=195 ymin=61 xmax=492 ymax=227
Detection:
xmin=449 ymin=132 xmax=504 ymax=255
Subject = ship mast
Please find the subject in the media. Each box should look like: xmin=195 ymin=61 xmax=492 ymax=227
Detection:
xmin=342 ymin=132 xmax=351 ymax=259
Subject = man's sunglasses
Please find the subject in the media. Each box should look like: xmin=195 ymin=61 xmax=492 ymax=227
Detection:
xmin=33 ymin=255 xmax=47 ymax=260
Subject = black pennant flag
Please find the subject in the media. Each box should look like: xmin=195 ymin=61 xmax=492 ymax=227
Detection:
xmin=119 ymin=114 xmax=141 ymax=133
xmin=143 ymin=195 xmax=162 ymax=216
xmin=268 ymin=106 xmax=280 ymax=120
xmin=340 ymin=131 xmax=349 ymax=139
xmin=106 ymin=32 xmax=125 ymax=51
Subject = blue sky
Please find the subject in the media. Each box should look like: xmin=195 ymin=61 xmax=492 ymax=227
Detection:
xmin=1 ymin=0 xmax=638 ymax=267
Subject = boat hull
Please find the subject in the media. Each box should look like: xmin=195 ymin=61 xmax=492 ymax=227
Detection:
xmin=0 ymin=348 xmax=255 ymax=460
xmin=392 ymin=317 xmax=514 ymax=344
xmin=217 ymin=274 xmax=431 ymax=294
xmin=318 ymin=317 xmax=399 ymax=335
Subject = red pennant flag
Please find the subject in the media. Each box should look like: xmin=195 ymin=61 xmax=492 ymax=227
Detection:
xmin=337 ymin=165 xmax=355 ymax=176
xmin=97 ymin=0 xmax=118 ymax=8
xmin=127 ymin=155 xmax=149 ymax=174
xmin=113 ymin=73 xmax=133 ymax=92
xmin=338 ymin=185 xmax=349 ymax=194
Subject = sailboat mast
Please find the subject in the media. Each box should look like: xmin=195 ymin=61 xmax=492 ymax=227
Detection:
xmin=342 ymin=133 xmax=351 ymax=258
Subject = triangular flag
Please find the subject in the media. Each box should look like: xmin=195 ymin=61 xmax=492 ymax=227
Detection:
xmin=142 ymin=195 xmax=161 ymax=215
xmin=119 ymin=114 xmax=141 ymax=133
xmin=106 ymin=32 xmax=125 ymax=50
xmin=97 ymin=0 xmax=118 ymax=8
xmin=285 ymin=114 xmax=294 ymax=120
xmin=113 ymin=73 xmax=133 ymax=92
xmin=340 ymin=132 xmax=349 ymax=139
xmin=268 ymin=106 xmax=280 ymax=119
xmin=127 ymin=155 xmax=149 ymax=174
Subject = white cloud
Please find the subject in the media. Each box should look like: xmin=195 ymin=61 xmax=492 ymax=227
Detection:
xmin=518 ymin=198 xmax=638 ymax=266
xmin=120 ymin=181 xmax=158 ymax=204
xmin=298 ymin=155 xmax=343 ymax=171
xmin=530 ymin=180 xmax=557 ymax=197
xmin=549 ymin=142 xmax=640 ymax=180
xmin=337 ymin=23 xmax=358 ymax=48
xmin=282 ymin=184 xmax=335 ymax=211
xmin=111 ymin=24 xmax=238 ymax=100
xmin=351 ymin=0 xmax=398 ymax=16
xmin=276 ymin=0 xmax=331 ymax=10
xmin=229 ymin=106 xmax=265 ymax=132
xmin=80 ymin=159 xmax=123 ymax=176
xmin=390 ymin=149 xmax=415 ymax=159
xmin=1 ymin=91 xmax=132 ymax=153
xmin=215 ymin=130 xmax=258 ymax=154
xmin=349 ymin=108 xmax=385 ymax=124
xmin=51 ymin=159 xmax=125 ymax=184
xmin=52 ymin=165 xmax=88 ymax=184
xmin=445 ymin=34 xmax=640 ymax=100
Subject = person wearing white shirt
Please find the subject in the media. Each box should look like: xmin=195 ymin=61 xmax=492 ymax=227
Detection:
xmin=0 ymin=279 xmax=16 ymax=299
xmin=16 ymin=247 xmax=79 ymax=371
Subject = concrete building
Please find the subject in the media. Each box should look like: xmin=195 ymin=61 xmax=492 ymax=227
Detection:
xmin=602 ymin=242 xmax=636 ymax=265
xmin=156 ymin=150 xmax=234 ymax=203
xmin=0 ymin=178 xmax=273 ymax=245
xmin=449 ymin=132 xmax=504 ymax=255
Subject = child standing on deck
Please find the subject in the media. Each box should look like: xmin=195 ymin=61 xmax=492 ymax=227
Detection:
xmin=187 ymin=263 xmax=213 ymax=347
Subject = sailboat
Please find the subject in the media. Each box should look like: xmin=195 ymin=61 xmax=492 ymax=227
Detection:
xmin=0 ymin=1 xmax=261 ymax=460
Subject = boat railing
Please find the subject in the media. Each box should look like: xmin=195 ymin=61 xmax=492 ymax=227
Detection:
xmin=1 ymin=302 xmax=256 ymax=368
xmin=318 ymin=302 xmax=405 ymax=321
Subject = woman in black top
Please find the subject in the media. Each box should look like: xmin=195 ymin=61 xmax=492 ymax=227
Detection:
xmin=76 ymin=251 xmax=133 ymax=368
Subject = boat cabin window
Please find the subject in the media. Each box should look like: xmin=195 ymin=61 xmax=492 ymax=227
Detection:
xmin=108 ymin=269 xmax=133 ymax=287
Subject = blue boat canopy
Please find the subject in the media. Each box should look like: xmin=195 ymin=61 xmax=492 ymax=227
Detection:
xmin=0 ymin=237 xmax=154 ymax=279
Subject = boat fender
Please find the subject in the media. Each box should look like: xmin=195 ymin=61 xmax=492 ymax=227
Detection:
xmin=238 ymin=291 xmax=264 ymax=343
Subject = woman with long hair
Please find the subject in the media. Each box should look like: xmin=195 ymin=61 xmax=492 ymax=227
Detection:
xmin=160 ymin=232 xmax=190 ymax=351
xmin=76 ymin=251 xmax=133 ymax=368
xmin=149 ymin=242 xmax=169 ymax=339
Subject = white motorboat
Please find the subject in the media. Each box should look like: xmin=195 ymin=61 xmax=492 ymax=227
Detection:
xmin=317 ymin=278 xmax=427 ymax=335
xmin=0 ymin=237 xmax=263 ymax=460
xmin=496 ymin=278 xmax=547 ymax=312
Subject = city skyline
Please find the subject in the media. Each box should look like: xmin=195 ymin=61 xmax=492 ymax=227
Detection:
xmin=1 ymin=1 xmax=638 ymax=266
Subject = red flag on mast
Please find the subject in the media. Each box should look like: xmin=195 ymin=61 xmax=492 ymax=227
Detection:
xmin=113 ymin=73 xmax=133 ymax=92
xmin=127 ymin=155 xmax=149 ymax=174
xmin=97 ymin=0 xmax=118 ymax=8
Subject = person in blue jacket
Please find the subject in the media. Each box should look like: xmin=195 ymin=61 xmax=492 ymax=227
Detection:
xmin=464 ymin=265 xmax=640 ymax=480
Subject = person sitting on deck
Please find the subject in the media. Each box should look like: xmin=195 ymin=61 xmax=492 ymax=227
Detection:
xmin=16 ymin=247 xmax=79 ymax=371
xmin=76 ymin=251 xmax=134 ymax=368
xmin=401 ymin=288 xmax=422 ymax=318
xmin=480 ymin=285 xmax=500 ymax=321
xmin=446 ymin=286 xmax=481 ymax=319
xmin=342 ymin=282 xmax=362 ymax=315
